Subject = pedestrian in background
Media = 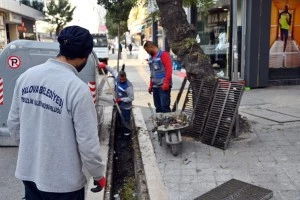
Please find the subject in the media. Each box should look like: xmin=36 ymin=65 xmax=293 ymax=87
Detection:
xmin=128 ymin=43 xmax=133 ymax=55
xmin=99 ymin=62 xmax=134 ymax=137
xmin=7 ymin=25 xmax=106 ymax=200
xmin=143 ymin=41 xmax=173 ymax=113
xmin=279 ymin=4 xmax=292 ymax=52
xmin=111 ymin=43 xmax=115 ymax=54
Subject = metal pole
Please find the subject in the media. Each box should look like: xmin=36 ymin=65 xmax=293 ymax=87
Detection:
xmin=152 ymin=20 xmax=158 ymax=45
xmin=231 ymin=0 xmax=240 ymax=137
xmin=232 ymin=0 xmax=238 ymax=82
xmin=241 ymin=0 xmax=247 ymax=80
xmin=117 ymin=22 xmax=120 ymax=72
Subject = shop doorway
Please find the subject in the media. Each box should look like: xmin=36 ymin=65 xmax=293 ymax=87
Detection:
xmin=269 ymin=0 xmax=300 ymax=69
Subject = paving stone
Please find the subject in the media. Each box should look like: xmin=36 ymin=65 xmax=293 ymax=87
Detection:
xmin=276 ymin=181 xmax=297 ymax=190
xmin=181 ymin=168 xmax=197 ymax=176
xmin=180 ymin=175 xmax=198 ymax=184
xmin=163 ymin=175 xmax=181 ymax=183
xmin=165 ymin=182 xmax=180 ymax=191
xmin=197 ymin=174 xmax=216 ymax=182
xmin=163 ymin=169 xmax=181 ymax=176
xmin=278 ymin=190 xmax=300 ymax=200
xmin=214 ymin=174 xmax=233 ymax=182
xmin=130 ymin=63 xmax=300 ymax=199
xmin=167 ymin=192 xmax=181 ymax=200
xmin=267 ymin=107 xmax=300 ymax=118
xmin=196 ymin=162 xmax=213 ymax=169
xmin=243 ymin=108 xmax=300 ymax=123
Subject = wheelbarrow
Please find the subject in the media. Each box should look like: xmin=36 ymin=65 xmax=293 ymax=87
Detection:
xmin=148 ymin=103 xmax=189 ymax=156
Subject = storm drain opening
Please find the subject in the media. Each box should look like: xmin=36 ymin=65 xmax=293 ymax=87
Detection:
xmin=194 ymin=179 xmax=273 ymax=200
xmin=104 ymin=108 xmax=149 ymax=200
xmin=111 ymin=109 xmax=135 ymax=200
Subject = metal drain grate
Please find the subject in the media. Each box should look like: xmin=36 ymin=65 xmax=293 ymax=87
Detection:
xmin=201 ymin=81 xmax=244 ymax=149
xmin=195 ymin=179 xmax=273 ymax=200
xmin=182 ymin=78 xmax=217 ymax=140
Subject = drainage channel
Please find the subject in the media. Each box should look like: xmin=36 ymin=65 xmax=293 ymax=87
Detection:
xmin=104 ymin=108 xmax=149 ymax=200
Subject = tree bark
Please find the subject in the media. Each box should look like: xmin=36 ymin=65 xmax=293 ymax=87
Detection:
xmin=156 ymin=0 xmax=216 ymax=80
xmin=56 ymin=25 xmax=61 ymax=36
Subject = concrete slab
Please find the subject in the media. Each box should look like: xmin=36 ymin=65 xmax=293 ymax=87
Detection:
xmin=242 ymin=108 xmax=300 ymax=123
xmin=267 ymin=107 xmax=300 ymax=118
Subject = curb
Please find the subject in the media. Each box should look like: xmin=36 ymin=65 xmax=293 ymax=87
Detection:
xmin=132 ymin=108 xmax=169 ymax=200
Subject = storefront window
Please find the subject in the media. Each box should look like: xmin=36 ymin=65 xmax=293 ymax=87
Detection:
xmin=196 ymin=1 xmax=231 ymax=78
xmin=0 ymin=15 xmax=5 ymax=49
xmin=269 ymin=0 xmax=300 ymax=68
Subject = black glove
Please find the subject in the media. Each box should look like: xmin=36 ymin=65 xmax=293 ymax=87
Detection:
xmin=91 ymin=177 xmax=106 ymax=193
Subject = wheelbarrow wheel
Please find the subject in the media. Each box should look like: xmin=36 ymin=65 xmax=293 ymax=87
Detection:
xmin=158 ymin=132 xmax=163 ymax=146
xmin=170 ymin=133 xmax=179 ymax=156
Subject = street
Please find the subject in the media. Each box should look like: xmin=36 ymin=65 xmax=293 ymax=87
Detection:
xmin=0 ymin=50 xmax=185 ymax=200
xmin=1 ymin=51 xmax=300 ymax=200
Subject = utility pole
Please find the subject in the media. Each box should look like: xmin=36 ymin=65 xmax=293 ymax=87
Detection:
xmin=117 ymin=22 xmax=120 ymax=72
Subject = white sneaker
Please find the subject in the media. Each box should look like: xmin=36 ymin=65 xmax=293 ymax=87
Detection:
xmin=217 ymin=71 xmax=225 ymax=77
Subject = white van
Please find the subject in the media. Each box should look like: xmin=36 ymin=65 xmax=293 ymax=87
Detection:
xmin=92 ymin=33 xmax=109 ymax=64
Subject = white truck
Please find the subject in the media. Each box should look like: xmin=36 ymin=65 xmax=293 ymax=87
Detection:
xmin=92 ymin=33 xmax=109 ymax=65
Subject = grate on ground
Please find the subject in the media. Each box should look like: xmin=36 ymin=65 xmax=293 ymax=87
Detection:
xmin=194 ymin=179 xmax=273 ymax=200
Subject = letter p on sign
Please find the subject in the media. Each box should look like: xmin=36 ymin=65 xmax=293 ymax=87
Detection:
xmin=7 ymin=55 xmax=21 ymax=69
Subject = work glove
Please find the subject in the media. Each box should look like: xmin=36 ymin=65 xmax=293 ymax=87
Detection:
xmin=91 ymin=177 xmax=106 ymax=193
xmin=161 ymin=82 xmax=170 ymax=91
xmin=98 ymin=62 xmax=106 ymax=69
xmin=114 ymin=98 xmax=122 ymax=103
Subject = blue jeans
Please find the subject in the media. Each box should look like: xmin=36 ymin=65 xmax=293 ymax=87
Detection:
xmin=23 ymin=181 xmax=84 ymax=200
xmin=117 ymin=108 xmax=131 ymax=135
xmin=152 ymin=87 xmax=171 ymax=113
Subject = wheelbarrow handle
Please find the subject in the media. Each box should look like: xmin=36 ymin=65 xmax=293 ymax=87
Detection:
xmin=147 ymin=102 xmax=155 ymax=118
xmin=147 ymin=102 xmax=159 ymax=129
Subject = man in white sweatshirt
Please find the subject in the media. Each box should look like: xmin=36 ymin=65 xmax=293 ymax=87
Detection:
xmin=7 ymin=26 xmax=106 ymax=200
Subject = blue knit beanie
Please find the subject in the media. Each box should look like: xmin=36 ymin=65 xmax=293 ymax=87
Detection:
xmin=57 ymin=26 xmax=93 ymax=58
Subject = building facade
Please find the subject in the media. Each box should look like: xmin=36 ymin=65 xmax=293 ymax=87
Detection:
xmin=193 ymin=0 xmax=300 ymax=88
xmin=129 ymin=0 xmax=300 ymax=88
xmin=0 ymin=0 xmax=44 ymax=48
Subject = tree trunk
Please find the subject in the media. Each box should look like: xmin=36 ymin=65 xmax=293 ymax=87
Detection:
xmin=56 ymin=24 xmax=63 ymax=36
xmin=156 ymin=0 xmax=216 ymax=80
xmin=56 ymin=26 xmax=60 ymax=36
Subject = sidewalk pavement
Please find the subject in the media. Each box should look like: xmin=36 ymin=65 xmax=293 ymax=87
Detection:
xmin=105 ymin=57 xmax=300 ymax=200
xmin=142 ymin=87 xmax=300 ymax=200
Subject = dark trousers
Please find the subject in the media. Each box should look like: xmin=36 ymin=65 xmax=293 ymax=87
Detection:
xmin=281 ymin=28 xmax=289 ymax=52
xmin=117 ymin=108 xmax=131 ymax=135
xmin=23 ymin=181 xmax=84 ymax=200
xmin=281 ymin=28 xmax=288 ymax=42
xmin=152 ymin=87 xmax=171 ymax=113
